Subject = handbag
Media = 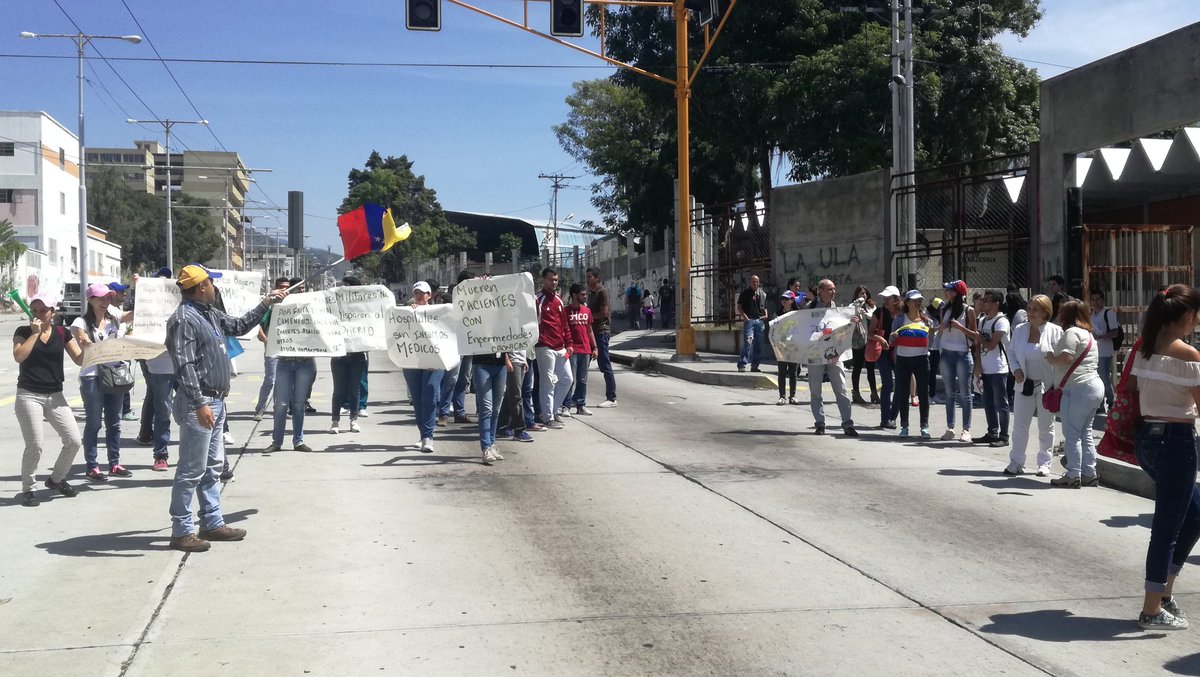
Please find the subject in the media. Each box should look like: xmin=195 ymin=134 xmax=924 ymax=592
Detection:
xmin=1098 ymin=337 xmax=1142 ymax=464
xmin=97 ymin=360 xmax=135 ymax=395
xmin=1042 ymin=336 xmax=1092 ymax=413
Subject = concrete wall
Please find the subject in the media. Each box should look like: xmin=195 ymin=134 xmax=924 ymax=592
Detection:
xmin=1038 ymin=22 xmax=1200 ymax=281
xmin=771 ymin=169 xmax=891 ymax=293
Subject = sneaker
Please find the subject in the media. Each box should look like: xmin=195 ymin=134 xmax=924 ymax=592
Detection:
xmin=223 ymin=432 xmax=236 ymax=446
xmin=491 ymin=447 xmax=504 ymax=461
xmin=1050 ymin=475 xmax=1081 ymax=488
xmin=515 ymin=431 xmax=534 ymax=443
xmin=1036 ymin=465 xmax=1051 ymax=477
xmin=294 ymin=444 xmax=313 ymax=452
xmin=357 ymin=410 xmax=369 ymax=418
xmin=20 ymin=491 xmax=39 ymax=507
xmin=169 ymin=534 xmax=211 ymax=553
xmin=349 ymin=420 xmax=361 ymax=433
xmin=557 ymin=408 xmax=573 ymax=419
xmin=220 ymin=465 xmax=235 ymax=482
xmin=940 ymin=430 xmax=956 ymax=441
xmin=989 ymin=435 xmax=1009 ymax=448
xmin=420 ymin=438 xmax=435 ymax=454
xmin=1164 ymin=597 xmax=1188 ymax=619
xmin=436 ymin=416 xmax=449 ymax=427
xmin=789 ymin=397 xmax=800 ymax=405
xmin=1003 ymin=464 xmax=1024 ymax=476
xmin=109 ymin=465 xmax=132 ymax=478
xmin=454 ymin=414 xmax=476 ymax=424
xmin=751 ymin=366 xmax=762 ymax=372
xmin=576 ymin=406 xmax=593 ymax=416
xmin=304 ymin=404 xmax=317 ymax=414
xmin=121 ymin=411 xmax=138 ymax=421
xmin=135 ymin=434 xmax=153 ymax=445
xmin=341 ymin=408 xmax=351 ymax=416
xmin=843 ymin=425 xmax=859 ymax=437
xmin=482 ymin=447 xmax=502 ymax=464
xmin=920 ymin=427 xmax=931 ymax=439
xmin=815 ymin=423 xmax=826 ymax=435
xmin=529 ymin=422 xmax=546 ymax=432
xmin=1139 ymin=609 xmax=1188 ymax=631
xmin=545 ymin=419 xmax=565 ymax=430
xmin=152 ymin=459 xmax=169 ymax=472
xmin=1081 ymin=474 xmax=1100 ymax=487
xmin=975 ymin=433 xmax=998 ymax=445
xmin=777 ymin=397 xmax=787 ymax=406
xmin=597 ymin=400 xmax=618 ymax=408
xmin=959 ymin=431 xmax=973 ymax=444
xmin=199 ymin=525 xmax=246 ymax=541
xmin=40 ymin=475 xmax=77 ymax=497
xmin=329 ymin=425 xmax=340 ymax=434
xmin=85 ymin=467 xmax=108 ymax=482
xmin=499 ymin=427 xmax=514 ymax=439
xmin=899 ymin=426 xmax=909 ymax=438
xmin=853 ymin=393 xmax=868 ymax=405
xmin=263 ymin=444 xmax=281 ymax=453
xmin=253 ymin=410 xmax=265 ymax=422
xmin=737 ymin=365 xmax=745 ymax=372
xmin=880 ymin=421 xmax=897 ymax=430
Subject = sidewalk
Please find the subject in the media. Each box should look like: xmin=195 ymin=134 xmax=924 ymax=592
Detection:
xmin=609 ymin=329 xmax=1154 ymax=500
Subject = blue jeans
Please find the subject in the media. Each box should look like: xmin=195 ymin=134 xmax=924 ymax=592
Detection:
xmin=473 ymin=363 xmax=507 ymax=451
xmin=939 ymin=349 xmax=974 ymax=430
xmin=566 ymin=353 xmax=592 ymax=407
xmin=1061 ymin=378 xmax=1105 ymax=478
xmin=1098 ymin=356 xmax=1115 ymax=410
xmin=80 ymin=376 xmax=123 ymax=470
xmin=255 ymin=355 xmax=278 ymax=414
xmin=595 ymin=329 xmax=616 ymax=402
xmin=272 ymin=358 xmax=316 ymax=448
xmin=877 ymin=350 xmax=895 ymax=425
xmin=403 ymin=368 xmax=443 ymax=440
xmin=438 ymin=364 xmax=459 ymax=418
xmin=147 ymin=373 xmax=176 ymax=459
xmin=521 ymin=362 xmax=537 ymax=428
xmin=453 ymin=355 xmax=472 ymax=417
xmin=330 ymin=353 xmax=367 ymax=424
xmin=981 ymin=372 xmax=1010 ymax=437
xmin=1136 ymin=422 xmax=1200 ymax=592
xmin=170 ymin=397 xmax=227 ymax=538
xmin=738 ymin=319 xmax=765 ymax=369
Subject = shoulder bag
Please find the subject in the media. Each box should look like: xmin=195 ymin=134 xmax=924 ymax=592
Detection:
xmin=1098 ymin=338 xmax=1142 ymax=464
xmin=1042 ymin=336 xmax=1092 ymax=413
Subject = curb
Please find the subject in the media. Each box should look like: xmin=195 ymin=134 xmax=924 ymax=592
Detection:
xmin=609 ymin=351 xmax=776 ymax=389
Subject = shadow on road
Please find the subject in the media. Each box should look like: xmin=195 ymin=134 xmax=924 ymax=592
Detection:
xmin=36 ymin=528 xmax=169 ymax=558
xmin=970 ymin=478 xmax=1052 ymax=491
xmin=1165 ymin=654 xmax=1200 ymax=676
xmin=1101 ymin=513 xmax=1153 ymax=529
xmin=711 ymin=429 xmax=799 ymax=437
xmin=978 ymin=609 xmax=1159 ymax=642
xmin=363 ymin=455 xmax=481 ymax=467
xmin=938 ymin=468 xmax=1008 ymax=478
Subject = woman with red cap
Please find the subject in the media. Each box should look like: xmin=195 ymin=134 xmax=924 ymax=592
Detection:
xmin=936 ymin=280 xmax=978 ymax=442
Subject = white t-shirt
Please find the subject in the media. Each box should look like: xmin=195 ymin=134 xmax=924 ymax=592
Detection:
xmin=979 ymin=314 xmax=1010 ymax=375
xmin=940 ymin=306 xmax=971 ymax=352
xmin=1090 ymin=308 xmax=1117 ymax=358
xmin=70 ymin=315 xmax=120 ymax=378
xmin=1050 ymin=326 xmax=1099 ymax=389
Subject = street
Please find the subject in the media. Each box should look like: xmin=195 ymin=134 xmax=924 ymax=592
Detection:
xmin=1 ymin=333 xmax=1198 ymax=675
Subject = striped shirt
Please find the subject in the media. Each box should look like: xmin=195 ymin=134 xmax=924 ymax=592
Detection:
xmin=166 ymin=299 xmax=269 ymax=408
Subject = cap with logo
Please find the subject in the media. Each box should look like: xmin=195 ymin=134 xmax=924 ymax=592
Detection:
xmin=412 ymin=281 xmax=432 ymax=294
xmin=177 ymin=264 xmax=222 ymax=290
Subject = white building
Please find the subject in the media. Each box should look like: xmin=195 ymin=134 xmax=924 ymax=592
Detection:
xmin=0 ymin=111 xmax=122 ymax=298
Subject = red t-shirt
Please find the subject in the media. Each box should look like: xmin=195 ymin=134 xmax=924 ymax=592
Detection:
xmin=567 ymin=305 xmax=593 ymax=353
xmin=536 ymin=291 xmax=572 ymax=351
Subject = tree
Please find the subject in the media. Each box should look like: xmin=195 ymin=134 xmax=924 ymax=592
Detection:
xmin=0 ymin=219 xmax=27 ymax=293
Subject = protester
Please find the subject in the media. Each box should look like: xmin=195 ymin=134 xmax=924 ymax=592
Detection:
xmin=936 ymin=280 xmax=977 ymax=442
xmin=329 ymin=350 xmax=367 ymax=435
xmin=535 ymin=268 xmax=574 ymax=428
xmin=165 ymin=264 xmax=287 ymax=552
xmin=565 ymin=283 xmax=597 ymax=416
xmin=658 ymin=278 xmax=674 ymax=329
xmin=402 ymin=281 xmax=444 ymax=452
xmin=1003 ymin=289 xmax=1028 ymax=406
xmin=870 ymin=287 xmax=901 ymax=429
xmin=926 ymin=297 xmax=943 ymax=402
xmin=499 ymin=346 xmax=534 ymax=444
xmin=1045 ymin=299 xmax=1103 ymax=487
xmin=849 ymin=285 xmax=879 ymax=405
xmin=253 ymin=277 xmax=291 ymax=421
xmin=1128 ymin=284 xmax=1200 ymax=630
xmin=1047 ymin=274 xmax=1068 ymax=321
xmin=1005 ymin=294 xmax=1062 ymax=476
xmin=586 ymin=267 xmax=618 ymax=408
xmin=448 ymin=270 xmax=477 ymax=425
xmin=642 ymin=288 xmax=657 ymax=330
xmin=736 ymin=274 xmax=768 ymax=373
xmin=70 ymin=283 xmax=133 ymax=481
xmin=473 ymin=351 xmax=510 ymax=464
xmin=776 ymin=291 xmax=800 ymax=405
xmin=105 ymin=281 xmax=138 ymax=423
xmin=890 ymin=290 xmax=931 ymax=438
xmin=625 ymin=281 xmax=642 ymax=330
xmin=13 ymin=293 xmax=83 ymax=506
xmin=972 ymin=290 xmax=1012 ymax=448
xmin=806 ymin=279 xmax=858 ymax=436
xmin=267 ymin=354 xmax=317 ymax=453
xmin=1090 ymin=289 xmax=1120 ymax=412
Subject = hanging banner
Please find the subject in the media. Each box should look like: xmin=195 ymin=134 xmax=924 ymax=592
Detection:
xmin=81 ymin=337 xmax=166 ymax=369
xmin=266 ymin=291 xmax=346 ymax=358
xmin=129 ymin=278 xmax=180 ymax=343
xmin=770 ymin=307 xmax=857 ymax=364
xmin=453 ymin=273 xmax=539 ymax=355
xmin=386 ymin=303 xmax=460 ymax=371
xmin=325 ymin=285 xmax=393 ymax=352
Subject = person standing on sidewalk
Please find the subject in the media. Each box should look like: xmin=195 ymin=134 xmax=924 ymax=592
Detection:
xmin=499 ymin=348 xmax=535 ymax=444
xmin=1005 ymin=294 xmax=1062 ymax=477
xmin=565 ymin=283 xmax=597 ymax=416
xmin=586 ymin=267 xmax=617 ymax=408
xmin=972 ymin=290 xmax=1012 ymax=448
xmin=1090 ymin=289 xmax=1120 ymax=412
xmin=890 ymin=290 xmax=931 ymax=439
xmin=1127 ymin=284 xmax=1200 ymax=631
xmin=1045 ymin=299 xmax=1103 ymax=488
xmin=926 ymin=297 xmax=943 ymax=403
xmin=535 ymin=268 xmax=574 ymax=429
xmin=805 ymin=279 xmax=858 ymax=437
xmin=658 ymin=278 xmax=674 ymax=330
xmin=736 ymin=275 xmax=768 ymax=373
xmin=849 ymin=286 xmax=879 ymax=405
xmin=253 ymin=277 xmax=291 ymax=421
xmin=13 ymin=293 xmax=84 ymax=506
xmin=776 ymin=291 xmax=800 ymax=406
xmin=473 ymin=351 xmax=510 ymax=464
xmin=166 ymin=264 xmax=287 ymax=553
xmin=869 ymin=286 xmax=901 ymax=429
xmin=936 ymin=280 xmax=977 ymax=442
xmin=71 ymin=283 xmax=133 ymax=482
xmin=448 ymin=270 xmax=477 ymax=425
xmin=402 ymin=281 xmax=445 ymax=452
xmin=641 ymin=288 xmax=657 ymax=330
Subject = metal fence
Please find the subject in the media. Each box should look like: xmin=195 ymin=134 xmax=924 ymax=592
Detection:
xmin=689 ymin=200 xmax=772 ymax=325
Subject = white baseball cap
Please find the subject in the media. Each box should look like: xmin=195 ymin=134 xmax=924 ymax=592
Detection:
xmin=412 ymin=281 xmax=431 ymax=294
xmin=879 ymin=285 xmax=901 ymax=298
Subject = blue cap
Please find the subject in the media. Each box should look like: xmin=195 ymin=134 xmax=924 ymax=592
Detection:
xmin=108 ymin=282 xmax=130 ymax=292
xmin=154 ymin=266 xmax=172 ymax=279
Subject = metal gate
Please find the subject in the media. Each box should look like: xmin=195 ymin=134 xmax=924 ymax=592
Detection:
xmin=688 ymin=200 xmax=772 ymax=324
xmin=892 ymin=153 xmax=1031 ymax=291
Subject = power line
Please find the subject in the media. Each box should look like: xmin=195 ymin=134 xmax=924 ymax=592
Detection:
xmin=0 ymin=52 xmax=617 ymax=70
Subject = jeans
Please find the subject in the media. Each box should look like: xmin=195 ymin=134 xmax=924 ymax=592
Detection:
xmin=981 ymin=372 xmax=1010 ymax=437
xmin=1009 ymin=381 xmax=1056 ymax=471
xmin=521 ymin=363 xmax=537 ymax=428
xmin=807 ymin=362 xmax=854 ymax=427
xmin=939 ymin=349 xmax=974 ymax=431
xmin=595 ymin=329 xmax=617 ymax=402
xmin=272 ymin=358 xmax=316 ymax=448
xmin=1136 ymin=422 xmax=1200 ymax=592
xmin=566 ymin=353 xmax=592 ymax=407
xmin=502 ymin=362 xmax=527 ymax=433
xmin=80 ymin=376 xmax=123 ymax=470
xmin=1098 ymin=356 xmax=1115 ymax=410
xmin=535 ymin=346 xmax=574 ymax=421
xmin=1061 ymin=378 xmax=1105 ymax=478
xmin=147 ymin=373 xmax=176 ymax=459
xmin=15 ymin=389 xmax=80 ymax=492
xmin=893 ymin=355 xmax=930 ymax=429
xmin=877 ymin=350 xmax=895 ymax=425
xmin=453 ymin=355 xmax=473 ymax=417
xmin=330 ymin=353 xmax=367 ymax=424
xmin=777 ymin=362 xmax=797 ymax=399
xmin=403 ymin=368 xmax=443 ymax=440
xmin=438 ymin=364 xmax=459 ymax=418
xmin=339 ymin=363 xmax=370 ymax=412
xmin=255 ymin=355 xmax=279 ymax=414
xmin=473 ymin=363 xmax=507 ymax=451
xmin=170 ymin=397 xmax=227 ymax=538
xmin=138 ymin=361 xmax=153 ymax=439
xmin=738 ymin=319 xmax=765 ymax=370
xmin=927 ymin=350 xmax=940 ymax=400
xmin=628 ymin=303 xmax=641 ymax=329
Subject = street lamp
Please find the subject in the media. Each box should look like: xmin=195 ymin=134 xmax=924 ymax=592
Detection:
xmin=125 ymin=117 xmax=208 ymax=269
xmin=20 ymin=30 xmax=140 ymax=307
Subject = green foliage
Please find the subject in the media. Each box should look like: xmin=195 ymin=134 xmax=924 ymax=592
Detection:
xmin=496 ymin=232 xmax=524 ymax=262
xmin=0 ymin=218 xmax=27 ymax=292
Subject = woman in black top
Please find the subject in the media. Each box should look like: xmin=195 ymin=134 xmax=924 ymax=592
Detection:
xmin=13 ymin=293 xmax=84 ymax=506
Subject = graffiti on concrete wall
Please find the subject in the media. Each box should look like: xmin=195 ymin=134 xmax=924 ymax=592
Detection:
xmin=779 ymin=241 xmax=880 ymax=289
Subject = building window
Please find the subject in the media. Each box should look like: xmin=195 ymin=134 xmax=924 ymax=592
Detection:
xmin=0 ymin=189 xmax=13 ymax=203
xmin=0 ymin=142 xmax=14 ymax=157
xmin=48 ymin=238 xmax=57 ymax=262
xmin=123 ymin=154 xmax=143 ymax=164
xmin=60 ymin=192 xmax=67 ymax=215
xmin=59 ymin=148 xmax=66 ymax=168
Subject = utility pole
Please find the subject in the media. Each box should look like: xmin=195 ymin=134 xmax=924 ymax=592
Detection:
xmin=538 ymin=173 xmax=578 ymax=260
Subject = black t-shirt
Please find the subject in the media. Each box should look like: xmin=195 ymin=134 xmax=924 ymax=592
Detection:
xmin=738 ymin=287 xmax=765 ymax=320
xmin=13 ymin=326 xmax=73 ymax=394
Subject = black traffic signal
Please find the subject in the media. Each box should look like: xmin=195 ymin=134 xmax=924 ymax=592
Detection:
xmin=407 ymin=0 xmax=440 ymax=31
xmin=550 ymin=0 xmax=583 ymax=37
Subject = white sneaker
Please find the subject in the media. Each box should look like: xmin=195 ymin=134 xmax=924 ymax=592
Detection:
xmin=576 ymin=406 xmax=593 ymax=416
xmin=483 ymin=446 xmax=503 ymax=463
xmin=340 ymin=408 xmax=350 ymax=416
xmin=558 ymin=407 xmax=573 ymax=418
xmin=597 ymin=400 xmax=618 ymax=408
xmin=940 ymin=430 xmax=956 ymax=441
xmin=1037 ymin=465 xmax=1052 ymax=477
xmin=777 ymin=397 xmax=787 ymax=405
xmin=328 ymin=426 xmax=339 ymax=434
xmin=350 ymin=420 xmax=361 ymax=433
xmin=420 ymin=438 xmax=434 ymax=453
xmin=253 ymin=410 xmax=264 ymax=422
xmin=959 ymin=430 xmax=973 ymax=443
xmin=223 ymin=432 xmax=236 ymax=445
xmin=357 ymin=410 xmax=369 ymax=418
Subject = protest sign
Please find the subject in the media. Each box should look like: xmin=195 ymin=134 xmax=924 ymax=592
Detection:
xmin=266 ymin=291 xmax=346 ymax=358
xmin=325 ymin=285 xmax=393 ymax=352
xmin=453 ymin=273 xmax=539 ymax=355
xmin=385 ymin=303 xmax=460 ymax=371
xmin=81 ymin=337 xmax=166 ymax=369
xmin=770 ymin=307 xmax=856 ymax=364
xmin=213 ymin=270 xmax=264 ymax=338
xmin=130 ymin=277 xmax=180 ymax=343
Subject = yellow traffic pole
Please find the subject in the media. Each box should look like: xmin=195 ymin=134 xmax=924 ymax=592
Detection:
xmin=673 ymin=0 xmax=697 ymax=359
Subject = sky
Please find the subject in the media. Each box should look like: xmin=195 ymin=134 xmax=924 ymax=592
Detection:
xmin=2 ymin=1 xmax=1198 ymax=254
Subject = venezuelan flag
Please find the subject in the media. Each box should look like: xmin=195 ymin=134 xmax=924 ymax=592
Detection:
xmin=338 ymin=204 xmax=401 ymax=260
xmin=892 ymin=321 xmax=930 ymax=350
xmin=382 ymin=211 xmax=412 ymax=252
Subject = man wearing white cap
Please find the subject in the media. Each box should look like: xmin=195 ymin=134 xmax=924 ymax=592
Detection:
xmin=404 ymin=280 xmax=444 ymax=451
xmin=805 ymin=279 xmax=858 ymax=437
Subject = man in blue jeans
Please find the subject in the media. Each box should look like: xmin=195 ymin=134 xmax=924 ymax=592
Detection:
xmin=736 ymin=275 xmax=768 ymax=372
xmin=974 ymin=290 xmax=1011 ymax=448
xmin=586 ymin=268 xmax=618 ymax=407
xmin=254 ymin=277 xmax=291 ymax=420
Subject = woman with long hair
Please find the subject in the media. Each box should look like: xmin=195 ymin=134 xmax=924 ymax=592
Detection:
xmin=70 ymin=283 xmax=133 ymax=481
xmin=849 ymin=285 xmax=878 ymax=405
xmin=1004 ymin=294 xmax=1062 ymax=476
xmin=1127 ymin=284 xmax=1200 ymax=630
xmin=926 ymin=298 xmax=943 ymax=402
xmin=1045 ymin=299 xmax=1104 ymax=487
xmin=870 ymin=287 xmax=901 ymax=429
xmin=936 ymin=280 xmax=977 ymax=442
xmin=776 ymin=291 xmax=799 ymax=405
xmin=890 ymin=290 xmax=931 ymax=438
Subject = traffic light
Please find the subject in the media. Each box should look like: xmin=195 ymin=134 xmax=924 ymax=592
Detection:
xmin=407 ymin=0 xmax=440 ymax=31
xmin=550 ymin=0 xmax=583 ymax=38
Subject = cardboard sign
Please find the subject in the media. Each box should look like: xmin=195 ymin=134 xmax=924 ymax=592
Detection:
xmin=212 ymin=270 xmax=264 ymax=317
xmin=770 ymin=307 xmax=856 ymax=364
xmin=81 ymin=337 xmax=166 ymax=369
xmin=385 ymin=303 xmax=460 ymax=371
xmin=453 ymin=273 xmax=539 ymax=355
xmin=266 ymin=291 xmax=346 ymax=358
xmin=325 ymin=285 xmax=393 ymax=352
xmin=129 ymin=278 xmax=180 ymax=343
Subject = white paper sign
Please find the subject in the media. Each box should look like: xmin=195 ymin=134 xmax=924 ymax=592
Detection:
xmin=81 ymin=337 xmax=166 ymax=369
xmin=770 ymin=307 xmax=856 ymax=364
xmin=453 ymin=273 xmax=539 ymax=355
xmin=266 ymin=291 xmax=346 ymax=358
xmin=212 ymin=270 xmax=264 ymax=317
xmin=325 ymin=285 xmax=393 ymax=352
xmin=385 ymin=304 xmax=460 ymax=370
xmin=130 ymin=278 xmax=180 ymax=343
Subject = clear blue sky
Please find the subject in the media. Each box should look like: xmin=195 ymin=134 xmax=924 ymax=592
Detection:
xmin=3 ymin=1 xmax=1198 ymax=254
